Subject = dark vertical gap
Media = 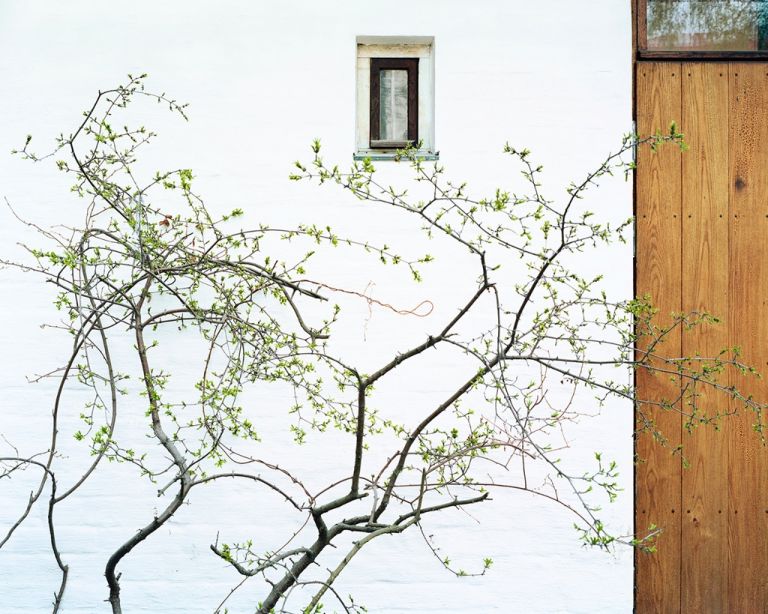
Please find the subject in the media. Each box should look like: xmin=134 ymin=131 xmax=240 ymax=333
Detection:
xmin=630 ymin=4 xmax=642 ymax=604
xmin=408 ymin=59 xmax=419 ymax=144
xmin=632 ymin=56 xmax=638 ymax=614
xmin=369 ymin=61 xmax=380 ymax=143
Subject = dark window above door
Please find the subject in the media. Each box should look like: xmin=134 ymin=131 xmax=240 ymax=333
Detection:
xmin=639 ymin=0 xmax=768 ymax=58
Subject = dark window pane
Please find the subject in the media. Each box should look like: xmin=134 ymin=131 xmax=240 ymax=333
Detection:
xmin=647 ymin=0 xmax=768 ymax=51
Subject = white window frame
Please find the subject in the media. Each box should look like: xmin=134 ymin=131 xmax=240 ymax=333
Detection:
xmin=355 ymin=36 xmax=437 ymax=160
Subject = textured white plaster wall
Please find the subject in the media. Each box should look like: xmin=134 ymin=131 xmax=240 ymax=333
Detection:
xmin=0 ymin=2 xmax=635 ymax=612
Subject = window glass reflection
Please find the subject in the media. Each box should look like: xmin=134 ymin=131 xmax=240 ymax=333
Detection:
xmin=379 ymin=69 xmax=409 ymax=141
xmin=647 ymin=0 xmax=768 ymax=51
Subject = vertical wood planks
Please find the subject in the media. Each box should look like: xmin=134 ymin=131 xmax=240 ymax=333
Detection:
xmin=680 ymin=62 xmax=730 ymax=614
xmin=638 ymin=59 xmax=768 ymax=613
xmin=728 ymin=62 xmax=768 ymax=612
xmin=635 ymin=62 xmax=683 ymax=614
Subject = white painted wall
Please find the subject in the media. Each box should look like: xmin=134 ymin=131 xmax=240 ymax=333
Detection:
xmin=0 ymin=1 xmax=635 ymax=612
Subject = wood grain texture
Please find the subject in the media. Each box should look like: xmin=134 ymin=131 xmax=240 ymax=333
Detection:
xmin=635 ymin=61 xmax=683 ymax=614
xmin=680 ymin=62 xmax=730 ymax=614
xmin=637 ymin=59 xmax=768 ymax=614
xmin=727 ymin=62 xmax=768 ymax=613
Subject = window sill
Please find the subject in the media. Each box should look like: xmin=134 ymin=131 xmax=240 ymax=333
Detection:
xmin=353 ymin=150 xmax=439 ymax=162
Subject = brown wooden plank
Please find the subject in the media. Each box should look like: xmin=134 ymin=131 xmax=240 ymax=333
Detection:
xmin=680 ymin=62 xmax=730 ymax=614
xmin=728 ymin=62 xmax=768 ymax=613
xmin=635 ymin=61 xmax=683 ymax=614
xmin=636 ymin=0 xmax=647 ymax=54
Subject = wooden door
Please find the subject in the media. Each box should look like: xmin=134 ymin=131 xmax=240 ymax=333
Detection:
xmin=636 ymin=62 xmax=768 ymax=613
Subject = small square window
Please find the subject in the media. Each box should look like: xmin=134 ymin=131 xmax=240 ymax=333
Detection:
xmin=355 ymin=37 xmax=437 ymax=160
